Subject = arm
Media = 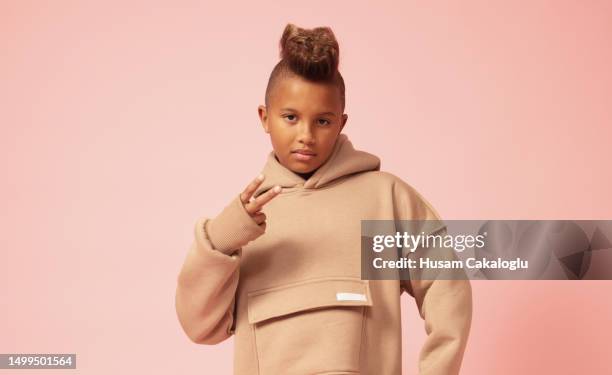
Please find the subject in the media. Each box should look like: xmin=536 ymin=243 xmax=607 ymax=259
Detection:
xmin=401 ymin=228 xmax=473 ymax=375
xmin=175 ymin=194 xmax=264 ymax=344
xmin=393 ymin=179 xmax=473 ymax=375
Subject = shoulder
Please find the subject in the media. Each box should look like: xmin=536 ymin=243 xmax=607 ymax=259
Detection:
xmin=355 ymin=170 xmax=425 ymax=197
xmin=351 ymin=169 xmax=406 ymax=186
xmin=380 ymin=170 xmax=444 ymax=222
xmin=350 ymin=169 xmax=444 ymax=228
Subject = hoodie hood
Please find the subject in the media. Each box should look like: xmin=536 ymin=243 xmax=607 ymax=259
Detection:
xmin=254 ymin=133 xmax=381 ymax=198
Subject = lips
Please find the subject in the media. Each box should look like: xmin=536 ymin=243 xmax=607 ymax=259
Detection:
xmin=292 ymin=149 xmax=316 ymax=156
xmin=291 ymin=149 xmax=317 ymax=162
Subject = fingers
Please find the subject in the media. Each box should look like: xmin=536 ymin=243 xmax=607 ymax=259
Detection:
xmin=252 ymin=211 xmax=266 ymax=225
xmin=245 ymin=185 xmax=282 ymax=215
xmin=240 ymin=174 xmax=265 ymax=205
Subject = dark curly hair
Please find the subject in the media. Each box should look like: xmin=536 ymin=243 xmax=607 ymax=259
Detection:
xmin=264 ymin=23 xmax=346 ymax=111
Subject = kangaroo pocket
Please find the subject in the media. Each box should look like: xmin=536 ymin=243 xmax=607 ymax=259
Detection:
xmin=247 ymin=277 xmax=372 ymax=375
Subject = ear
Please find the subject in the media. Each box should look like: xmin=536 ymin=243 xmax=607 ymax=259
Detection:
xmin=258 ymin=105 xmax=270 ymax=133
xmin=340 ymin=113 xmax=348 ymax=133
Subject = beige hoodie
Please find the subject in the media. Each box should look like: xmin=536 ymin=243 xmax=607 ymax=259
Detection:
xmin=175 ymin=133 xmax=472 ymax=375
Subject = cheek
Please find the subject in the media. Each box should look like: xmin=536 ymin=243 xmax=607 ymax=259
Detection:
xmin=270 ymin=122 xmax=294 ymax=142
xmin=268 ymin=125 xmax=294 ymax=154
xmin=321 ymin=134 xmax=339 ymax=150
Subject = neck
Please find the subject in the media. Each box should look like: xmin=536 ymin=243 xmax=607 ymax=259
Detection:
xmin=295 ymin=170 xmax=316 ymax=181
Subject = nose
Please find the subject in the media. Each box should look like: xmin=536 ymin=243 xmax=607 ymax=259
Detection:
xmin=297 ymin=122 xmax=315 ymax=145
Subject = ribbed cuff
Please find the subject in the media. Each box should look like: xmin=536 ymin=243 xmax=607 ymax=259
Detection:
xmin=205 ymin=194 xmax=265 ymax=255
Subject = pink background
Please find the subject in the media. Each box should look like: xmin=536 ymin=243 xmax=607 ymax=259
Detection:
xmin=2 ymin=1 xmax=611 ymax=374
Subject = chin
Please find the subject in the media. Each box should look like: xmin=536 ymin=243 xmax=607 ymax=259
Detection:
xmin=291 ymin=165 xmax=314 ymax=173
xmin=288 ymin=162 xmax=318 ymax=173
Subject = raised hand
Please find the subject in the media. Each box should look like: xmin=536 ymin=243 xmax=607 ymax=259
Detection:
xmin=240 ymin=174 xmax=281 ymax=231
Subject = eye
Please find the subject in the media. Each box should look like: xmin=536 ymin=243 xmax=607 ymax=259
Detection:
xmin=317 ymin=118 xmax=331 ymax=126
xmin=283 ymin=114 xmax=297 ymax=123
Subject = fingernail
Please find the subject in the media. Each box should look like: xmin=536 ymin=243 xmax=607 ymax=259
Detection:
xmin=258 ymin=174 xmax=265 ymax=181
xmin=273 ymin=185 xmax=281 ymax=193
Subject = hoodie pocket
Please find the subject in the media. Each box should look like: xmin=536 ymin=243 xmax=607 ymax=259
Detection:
xmin=247 ymin=277 xmax=371 ymax=375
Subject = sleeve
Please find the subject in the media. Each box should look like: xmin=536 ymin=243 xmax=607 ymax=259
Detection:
xmin=392 ymin=179 xmax=473 ymax=375
xmin=174 ymin=194 xmax=265 ymax=344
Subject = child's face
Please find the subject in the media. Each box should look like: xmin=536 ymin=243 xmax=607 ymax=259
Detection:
xmin=258 ymin=75 xmax=348 ymax=174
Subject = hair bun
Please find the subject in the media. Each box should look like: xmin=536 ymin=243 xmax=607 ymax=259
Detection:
xmin=279 ymin=23 xmax=340 ymax=81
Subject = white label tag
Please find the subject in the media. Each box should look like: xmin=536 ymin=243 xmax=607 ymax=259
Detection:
xmin=336 ymin=292 xmax=367 ymax=302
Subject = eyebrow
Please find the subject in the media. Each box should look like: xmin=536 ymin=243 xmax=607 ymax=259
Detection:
xmin=280 ymin=108 xmax=337 ymax=117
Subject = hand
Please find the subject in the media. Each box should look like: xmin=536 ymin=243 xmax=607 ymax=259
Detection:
xmin=203 ymin=174 xmax=282 ymax=253
xmin=240 ymin=174 xmax=282 ymax=231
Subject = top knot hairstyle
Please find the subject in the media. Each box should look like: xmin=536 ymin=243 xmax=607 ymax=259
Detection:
xmin=265 ymin=23 xmax=346 ymax=110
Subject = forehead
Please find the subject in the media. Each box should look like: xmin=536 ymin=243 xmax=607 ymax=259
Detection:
xmin=270 ymin=75 xmax=342 ymax=112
